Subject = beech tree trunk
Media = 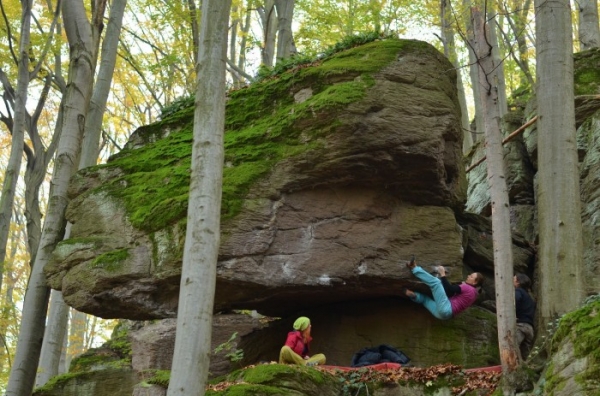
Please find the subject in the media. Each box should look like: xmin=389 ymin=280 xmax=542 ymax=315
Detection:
xmin=80 ymin=0 xmax=127 ymax=164
xmin=440 ymin=0 xmax=472 ymax=153
xmin=0 ymin=0 xmax=32 ymax=293
xmin=578 ymin=0 xmax=600 ymax=50
xmin=487 ymin=8 xmax=508 ymax=116
xmin=463 ymin=0 xmax=484 ymax=143
xmin=472 ymin=5 xmax=519 ymax=394
xmin=36 ymin=0 xmax=124 ymax=385
xmin=166 ymin=1 xmax=231 ymax=395
xmin=275 ymin=0 xmax=296 ymax=61
xmin=500 ymin=0 xmax=535 ymax=89
xmin=5 ymin=1 xmax=105 ymax=394
xmin=35 ymin=289 xmax=69 ymax=386
xmin=259 ymin=0 xmax=277 ymax=67
xmin=535 ymin=0 xmax=585 ymax=328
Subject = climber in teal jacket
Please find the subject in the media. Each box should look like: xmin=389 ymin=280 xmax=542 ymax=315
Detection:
xmin=402 ymin=257 xmax=484 ymax=320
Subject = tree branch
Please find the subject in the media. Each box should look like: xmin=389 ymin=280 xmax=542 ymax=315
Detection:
xmin=466 ymin=116 xmax=538 ymax=173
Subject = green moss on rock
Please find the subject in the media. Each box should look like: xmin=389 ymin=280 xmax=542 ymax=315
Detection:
xmin=550 ymin=297 xmax=600 ymax=384
xmin=90 ymin=249 xmax=129 ymax=271
xmin=142 ymin=369 xmax=171 ymax=388
xmin=77 ymin=38 xmax=435 ymax=234
xmin=206 ymin=364 xmax=340 ymax=395
xmin=574 ymin=48 xmax=600 ymax=96
xmin=69 ymin=321 xmax=131 ymax=373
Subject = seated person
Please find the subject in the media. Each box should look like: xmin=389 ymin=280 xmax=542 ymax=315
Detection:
xmin=403 ymin=257 xmax=484 ymax=320
xmin=279 ymin=316 xmax=326 ymax=366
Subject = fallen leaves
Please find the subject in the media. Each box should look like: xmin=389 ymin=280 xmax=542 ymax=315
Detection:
xmin=322 ymin=363 xmax=501 ymax=395
xmin=205 ymin=362 xmax=502 ymax=395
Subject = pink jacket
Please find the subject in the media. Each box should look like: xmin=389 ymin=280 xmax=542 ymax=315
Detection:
xmin=284 ymin=331 xmax=312 ymax=357
xmin=450 ymin=283 xmax=478 ymax=316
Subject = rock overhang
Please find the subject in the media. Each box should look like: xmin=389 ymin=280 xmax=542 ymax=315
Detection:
xmin=47 ymin=38 xmax=475 ymax=319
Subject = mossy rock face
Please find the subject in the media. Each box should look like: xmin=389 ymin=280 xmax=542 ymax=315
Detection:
xmin=47 ymin=38 xmax=473 ymax=321
xmin=34 ymin=323 xmax=135 ymax=396
xmin=580 ymin=111 xmax=600 ymax=295
xmin=540 ymin=297 xmax=600 ymax=395
xmin=33 ymin=369 xmax=136 ymax=396
xmin=207 ymin=364 xmax=341 ymax=396
xmin=574 ymin=48 xmax=600 ymax=96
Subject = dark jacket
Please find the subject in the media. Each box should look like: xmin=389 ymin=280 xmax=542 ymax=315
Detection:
xmin=351 ymin=344 xmax=411 ymax=367
xmin=515 ymin=287 xmax=535 ymax=326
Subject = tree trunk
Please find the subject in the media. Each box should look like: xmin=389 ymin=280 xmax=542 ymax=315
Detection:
xmin=80 ymin=0 xmax=127 ymax=165
xmin=275 ymin=0 xmax=296 ymax=61
xmin=472 ymin=5 xmax=520 ymax=394
xmin=578 ymin=0 xmax=600 ymax=50
xmin=0 ymin=0 xmax=32 ymax=293
xmin=501 ymin=0 xmax=535 ymax=90
xmin=5 ymin=0 xmax=104 ymax=394
xmin=35 ymin=290 xmax=69 ymax=386
xmin=67 ymin=310 xmax=87 ymax=366
xmin=463 ymin=0 xmax=484 ymax=143
xmin=535 ymin=0 xmax=585 ymax=328
xmin=259 ymin=0 xmax=277 ymax=67
xmin=0 ymin=221 xmax=22 ymax=374
xmin=441 ymin=0 xmax=472 ymax=153
xmin=487 ymin=9 xmax=508 ymax=116
xmin=186 ymin=0 xmax=200 ymax=66
xmin=166 ymin=0 xmax=231 ymax=395
xmin=36 ymin=0 xmax=123 ymax=385
xmin=369 ymin=0 xmax=382 ymax=33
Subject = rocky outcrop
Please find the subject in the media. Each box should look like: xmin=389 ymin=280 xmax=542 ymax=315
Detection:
xmin=466 ymin=49 xmax=600 ymax=294
xmin=45 ymin=38 xmax=523 ymax=322
xmin=33 ymin=323 xmax=134 ymax=396
xmin=44 ymin=38 xmax=550 ymax=385
xmin=536 ymin=296 xmax=600 ymax=395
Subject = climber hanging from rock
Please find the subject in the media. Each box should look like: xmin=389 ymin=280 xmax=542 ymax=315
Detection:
xmin=402 ymin=256 xmax=484 ymax=320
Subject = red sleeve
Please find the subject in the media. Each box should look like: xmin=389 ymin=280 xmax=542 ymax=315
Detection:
xmin=284 ymin=332 xmax=297 ymax=349
xmin=284 ymin=331 xmax=306 ymax=356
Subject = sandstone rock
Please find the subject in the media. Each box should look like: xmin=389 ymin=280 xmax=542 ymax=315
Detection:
xmin=130 ymin=313 xmax=271 ymax=380
xmin=538 ymin=297 xmax=600 ymax=395
xmin=33 ymin=369 xmax=136 ymax=396
xmin=47 ymin=39 xmax=471 ymax=320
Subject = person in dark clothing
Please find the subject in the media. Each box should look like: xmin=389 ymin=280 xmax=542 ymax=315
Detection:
xmin=514 ymin=273 xmax=536 ymax=360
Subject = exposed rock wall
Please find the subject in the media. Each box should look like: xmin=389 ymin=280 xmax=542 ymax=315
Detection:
xmin=43 ymin=38 xmax=541 ymax=384
xmin=46 ymin=39 xmax=484 ymax=321
xmin=466 ymin=49 xmax=600 ymax=295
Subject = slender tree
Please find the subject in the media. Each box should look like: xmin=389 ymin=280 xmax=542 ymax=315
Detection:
xmin=0 ymin=0 xmax=32 ymax=296
xmin=535 ymin=0 xmax=585 ymax=328
xmin=35 ymin=290 xmax=69 ymax=386
xmin=461 ymin=0 xmax=484 ymax=143
xmin=166 ymin=0 xmax=231 ymax=394
xmin=577 ymin=0 xmax=600 ymax=50
xmin=472 ymin=3 xmax=519 ymax=393
xmin=37 ymin=0 xmax=127 ymax=384
xmin=440 ymin=0 xmax=472 ymax=153
xmin=258 ymin=0 xmax=278 ymax=67
xmin=275 ymin=0 xmax=296 ymax=61
xmin=5 ymin=0 xmax=107 ymax=393
xmin=498 ymin=0 xmax=535 ymax=89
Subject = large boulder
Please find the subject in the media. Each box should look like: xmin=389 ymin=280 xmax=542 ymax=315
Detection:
xmin=46 ymin=38 xmax=474 ymax=319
